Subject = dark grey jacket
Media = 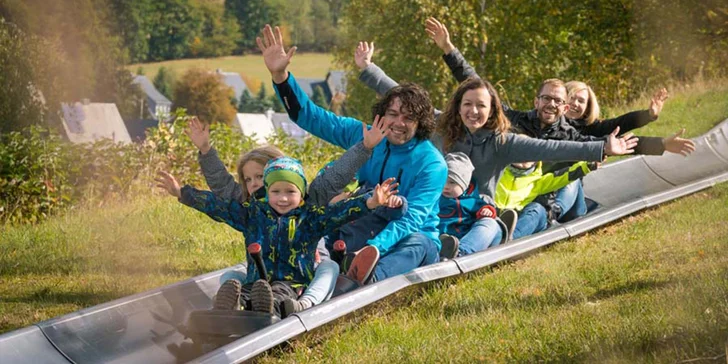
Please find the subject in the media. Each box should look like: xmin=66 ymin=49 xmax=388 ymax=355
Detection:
xmin=441 ymin=47 xmax=666 ymax=155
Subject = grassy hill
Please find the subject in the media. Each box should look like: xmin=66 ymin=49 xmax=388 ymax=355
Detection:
xmin=1 ymin=79 xmax=727 ymax=361
xmin=128 ymin=53 xmax=335 ymax=93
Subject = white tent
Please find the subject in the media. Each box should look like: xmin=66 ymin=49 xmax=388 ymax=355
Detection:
xmin=61 ymin=102 xmax=132 ymax=144
xmin=233 ymin=113 xmax=276 ymax=144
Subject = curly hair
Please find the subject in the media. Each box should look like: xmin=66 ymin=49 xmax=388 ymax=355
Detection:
xmin=371 ymin=83 xmax=435 ymax=141
xmin=235 ymin=145 xmax=285 ymax=201
xmin=437 ymin=77 xmax=511 ymax=152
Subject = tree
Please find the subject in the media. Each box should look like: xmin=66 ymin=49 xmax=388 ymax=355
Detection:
xmin=153 ymin=66 xmax=177 ymax=100
xmin=224 ymin=0 xmax=280 ymax=53
xmin=0 ymin=18 xmax=64 ymax=134
xmin=1 ymin=0 xmax=141 ymax=122
xmin=189 ymin=1 xmax=240 ymax=58
xmin=174 ymin=68 xmax=237 ymax=124
xmin=146 ymin=0 xmax=200 ymax=61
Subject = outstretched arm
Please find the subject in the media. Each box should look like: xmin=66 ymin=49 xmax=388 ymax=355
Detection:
xmin=425 ymin=17 xmax=481 ymax=82
xmin=259 ymin=24 xmax=363 ymax=149
xmin=308 ymin=116 xmax=392 ymax=205
xmin=187 ymin=118 xmax=244 ymax=201
xmin=179 ymin=186 xmax=252 ymax=232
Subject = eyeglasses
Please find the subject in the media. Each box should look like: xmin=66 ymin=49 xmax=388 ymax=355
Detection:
xmin=537 ymin=95 xmax=567 ymax=106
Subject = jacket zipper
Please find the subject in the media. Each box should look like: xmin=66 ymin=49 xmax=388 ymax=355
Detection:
xmin=379 ymin=141 xmax=391 ymax=183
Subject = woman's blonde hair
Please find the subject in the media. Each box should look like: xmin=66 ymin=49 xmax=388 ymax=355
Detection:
xmin=236 ymin=145 xmax=285 ymax=200
xmin=437 ymin=77 xmax=511 ymax=152
xmin=566 ymin=81 xmax=600 ymax=124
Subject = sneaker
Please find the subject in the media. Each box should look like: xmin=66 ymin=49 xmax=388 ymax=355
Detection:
xmin=346 ymin=245 xmax=380 ymax=285
xmin=439 ymin=234 xmax=460 ymax=260
xmin=499 ymin=209 xmax=518 ymax=241
xmin=251 ymin=280 xmax=274 ymax=314
xmin=213 ymin=279 xmax=241 ymax=310
xmin=280 ymin=297 xmax=313 ymax=318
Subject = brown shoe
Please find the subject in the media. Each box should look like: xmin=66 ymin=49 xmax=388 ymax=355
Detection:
xmin=346 ymin=245 xmax=380 ymax=285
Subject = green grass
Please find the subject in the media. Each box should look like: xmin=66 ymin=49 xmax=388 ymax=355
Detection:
xmin=128 ymin=53 xmax=334 ymax=93
xmin=0 ymin=79 xmax=727 ymax=363
xmin=0 ymin=196 xmax=241 ymax=333
xmin=257 ymin=183 xmax=728 ymax=363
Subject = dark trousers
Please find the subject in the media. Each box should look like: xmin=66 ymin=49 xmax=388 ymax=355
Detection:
xmin=240 ymin=281 xmax=299 ymax=317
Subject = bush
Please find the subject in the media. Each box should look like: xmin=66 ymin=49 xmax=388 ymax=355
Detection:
xmin=0 ymin=109 xmax=344 ymax=225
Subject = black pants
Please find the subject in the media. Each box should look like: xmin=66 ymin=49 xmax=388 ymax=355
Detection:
xmin=240 ymin=281 xmax=299 ymax=317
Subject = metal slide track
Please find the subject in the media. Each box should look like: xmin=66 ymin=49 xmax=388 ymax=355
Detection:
xmin=2 ymin=120 xmax=727 ymax=364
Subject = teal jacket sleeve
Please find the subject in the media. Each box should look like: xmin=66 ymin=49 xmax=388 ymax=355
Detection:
xmin=273 ymin=73 xmax=363 ymax=150
xmin=366 ymin=159 xmax=447 ymax=254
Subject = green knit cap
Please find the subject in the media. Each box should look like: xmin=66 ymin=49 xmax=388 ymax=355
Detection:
xmin=264 ymin=157 xmax=307 ymax=198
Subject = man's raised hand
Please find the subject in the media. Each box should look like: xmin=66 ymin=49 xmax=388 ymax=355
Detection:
xmin=362 ymin=114 xmax=392 ymax=150
xmin=256 ymin=24 xmax=297 ymax=84
xmin=355 ymin=41 xmax=374 ymax=71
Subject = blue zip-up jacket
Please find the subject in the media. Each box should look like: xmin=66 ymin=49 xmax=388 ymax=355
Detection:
xmin=180 ymin=185 xmax=372 ymax=285
xmin=273 ymin=73 xmax=447 ymax=254
xmin=437 ymin=183 xmax=496 ymax=239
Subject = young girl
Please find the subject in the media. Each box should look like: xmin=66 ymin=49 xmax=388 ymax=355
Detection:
xmin=157 ymin=156 xmax=397 ymax=318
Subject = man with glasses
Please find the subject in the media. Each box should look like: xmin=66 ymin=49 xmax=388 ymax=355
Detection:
xmin=504 ymin=78 xmax=600 ymax=143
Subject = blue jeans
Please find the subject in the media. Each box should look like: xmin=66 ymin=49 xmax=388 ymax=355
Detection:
xmin=554 ymin=180 xmax=587 ymax=221
xmin=513 ymin=202 xmax=548 ymax=240
xmin=372 ymin=233 xmax=439 ymax=281
xmin=219 ymin=259 xmax=339 ymax=306
xmin=299 ymin=259 xmax=338 ymax=305
xmin=457 ymin=218 xmax=503 ymax=256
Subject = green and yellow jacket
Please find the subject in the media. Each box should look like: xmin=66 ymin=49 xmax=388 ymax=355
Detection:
xmin=495 ymin=161 xmax=596 ymax=211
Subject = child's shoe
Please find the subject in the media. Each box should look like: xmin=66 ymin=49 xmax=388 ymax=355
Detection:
xmin=439 ymin=234 xmax=460 ymax=260
xmin=346 ymin=245 xmax=380 ymax=285
xmin=499 ymin=209 xmax=518 ymax=241
xmin=280 ymin=297 xmax=313 ymax=318
xmin=251 ymin=280 xmax=274 ymax=314
xmin=213 ymin=279 xmax=241 ymax=310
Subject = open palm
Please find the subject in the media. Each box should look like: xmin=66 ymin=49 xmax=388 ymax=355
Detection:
xmin=256 ymin=24 xmax=297 ymax=83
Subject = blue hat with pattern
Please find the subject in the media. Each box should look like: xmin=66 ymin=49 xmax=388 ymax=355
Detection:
xmin=264 ymin=156 xmax=307 ymax=198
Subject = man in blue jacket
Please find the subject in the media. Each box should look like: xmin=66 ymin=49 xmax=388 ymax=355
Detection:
xmin=257 ymin=25 xmax=447 ymax=282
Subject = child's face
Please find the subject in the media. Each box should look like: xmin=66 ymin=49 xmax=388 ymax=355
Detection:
xmin=442 ymin=179 xmax=464 ymax=198
xmin=511 ymin=161 xmax=536 ymax=170
xmin=267 ymin=181 xmax=302 ymax=215
xmin=242 ymin=161 xmax=265 ymax=196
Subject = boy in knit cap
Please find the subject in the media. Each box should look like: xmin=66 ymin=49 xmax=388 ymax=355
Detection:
xmin=437 ymin=152 xmax=501 ymax=259
xmin=156 ymin=156 xmax=398 ymax=318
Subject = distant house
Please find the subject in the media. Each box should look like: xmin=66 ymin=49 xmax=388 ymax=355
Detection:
xmin=60 ymin=101 xmax=132 ymax=144
xmin=124 ymin=118 xmax=159 ymax=142
xmin=270 ymin=112 xmax=309 ymax=144
xmin=216 ymin=69 xmax=249 ymax=101
xmin=132 ymin=75 xmax=172 ymax=120
xmin=295 ymin=77 xmax=330 ymax=101
xmin=233 ymin=112 xmax=276 ymax=144
xmin=325 ymin=70 xmax=347 ymax=98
